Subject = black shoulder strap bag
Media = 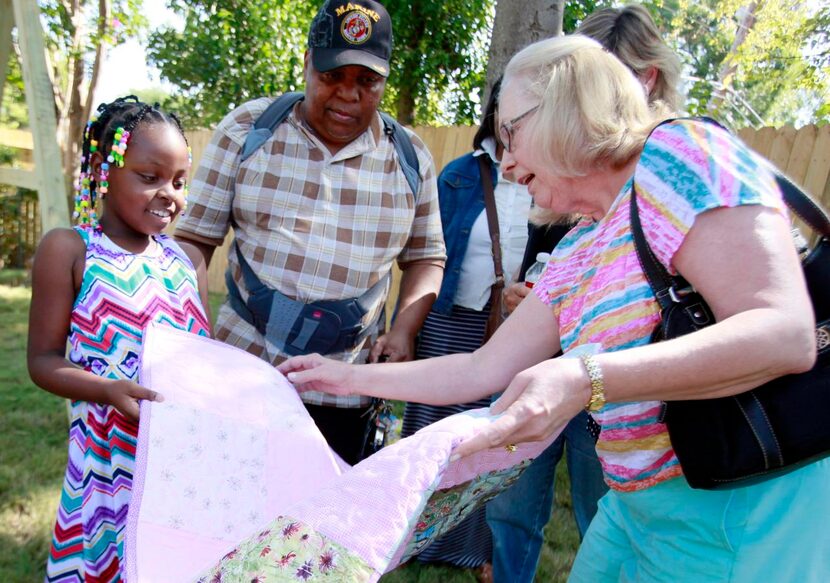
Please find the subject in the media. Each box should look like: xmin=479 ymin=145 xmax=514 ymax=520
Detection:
xmin=631 ymin=117 xmax=830 ymax=490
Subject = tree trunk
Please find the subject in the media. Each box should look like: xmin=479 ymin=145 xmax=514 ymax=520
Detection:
xmin=60 ymin=0 xmax=109 ymax=203
xmin=392 ymin=1 xmax=424 ymax=125
xmin=708 ymin=1 xmax=759 ymax=116
xmin=484 ymin=0 xmax=564 ymax=104
xmin=396 ymin=83 xmax=416 ymax=126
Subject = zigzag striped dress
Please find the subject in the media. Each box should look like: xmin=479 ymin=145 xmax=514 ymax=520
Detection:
xmin=46 ymin=226 xmax=210 ymax=582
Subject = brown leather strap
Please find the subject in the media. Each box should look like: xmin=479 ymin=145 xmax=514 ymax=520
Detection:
xmin=478 ymin=155 xmax=504 ymax=340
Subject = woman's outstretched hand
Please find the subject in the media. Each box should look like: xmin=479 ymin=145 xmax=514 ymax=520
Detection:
xmin=452 ymin=357 xmax=590 ymax=460
xmin=277 ymin=354 xmax=356 ymax=396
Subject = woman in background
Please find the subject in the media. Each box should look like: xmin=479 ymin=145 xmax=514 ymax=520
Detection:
xmin=400 ymin=77 xmax=531 ymax=579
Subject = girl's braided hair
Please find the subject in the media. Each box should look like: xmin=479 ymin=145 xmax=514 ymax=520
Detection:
xmin=75 ymin=96 xmax=189 ymax=226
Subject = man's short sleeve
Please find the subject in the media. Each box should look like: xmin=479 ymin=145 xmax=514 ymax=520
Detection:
xmin=396 ymin=129 xmax=447 ymax=267
xmin=175 ymin=98 xmax=273 ymax=246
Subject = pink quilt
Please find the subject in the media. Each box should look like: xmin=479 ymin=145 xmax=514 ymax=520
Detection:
xmin=125 ymin=323 xmax=560 ymax=582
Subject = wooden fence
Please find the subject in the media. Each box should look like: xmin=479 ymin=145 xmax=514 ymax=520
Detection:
xmin=2 ymin=123 xmax=829 ymax=294
xmin=193 ymin=123 xmax=830 ymax=296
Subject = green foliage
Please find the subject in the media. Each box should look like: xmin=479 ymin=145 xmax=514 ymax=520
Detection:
xmin=146 ymin=0 xmax=617 ymax=127
xmin=0 ymin=141 xmax=38 ymax=268
xmin=37 ymin=0 xmax=149 ymax=104
xmin=382 ymin=0 xmax=494 ymax=125
xmin=655 ymin=0 xmax=829 ymax=127
xmin=147 ymin=0 xmax=312 ymax=128
xmin=127 ymin=86 xmax=174 ymax=107
xmin=0 ymin=57 xmax=27 ymax=129
xmin=0 ymin=285 xmax=66 ymax=581
xmin=0 ymin=189 xmax=39 ymax=269
xmin=563 ymin=0 xmax=606 ymax=33
xmin=147 ymin=0 xmax=496 ymax=126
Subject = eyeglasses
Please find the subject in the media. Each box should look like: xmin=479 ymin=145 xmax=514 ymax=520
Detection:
xmin=498 ymin=105 xmax=539 ymax=153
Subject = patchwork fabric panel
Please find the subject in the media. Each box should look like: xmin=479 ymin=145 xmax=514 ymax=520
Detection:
xmin=126 ymin=324 xmax=560 ymax=582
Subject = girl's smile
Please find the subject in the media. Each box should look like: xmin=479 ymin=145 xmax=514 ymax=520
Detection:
xmin=92 ymin=123 xmax=190 ymax=253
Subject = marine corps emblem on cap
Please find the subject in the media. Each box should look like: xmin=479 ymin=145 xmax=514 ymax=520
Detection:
xmin=341 ymin=11 xmax=372 ymax=45
xmin=308 ymin=0 xmax=393 ymax=77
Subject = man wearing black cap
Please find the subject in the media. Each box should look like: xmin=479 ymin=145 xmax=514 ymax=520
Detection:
xmin=176 ymin=0 xmax=446 ymax=465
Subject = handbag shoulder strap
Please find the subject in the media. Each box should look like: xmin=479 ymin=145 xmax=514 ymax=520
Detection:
xmin=477 ymin=155 xmax=504 ymax=289
xmin=630 ymin=190 xmax=679 ymax=311
xmin=773 ymin=172 xmax=830 ymax=238
xmin=478 ymin=154 xmax=506 ymax=340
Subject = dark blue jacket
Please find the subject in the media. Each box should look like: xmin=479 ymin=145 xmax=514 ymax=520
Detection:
xmin=432 ymin=152 xmax=498 ymax=315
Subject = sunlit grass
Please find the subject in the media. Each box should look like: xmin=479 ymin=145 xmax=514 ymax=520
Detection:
xmin=0 ymin=283 xmax=64 ymax=580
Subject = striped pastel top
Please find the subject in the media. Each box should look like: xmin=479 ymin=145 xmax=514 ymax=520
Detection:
xmin=46 ymin=226 xmax=210 ymax=582
xmin=534 ymin=119 xmax=787 ymax=492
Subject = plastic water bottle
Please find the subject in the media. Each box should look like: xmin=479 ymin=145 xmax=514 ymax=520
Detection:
xmin=524 ymin=252 xmax=551 ymax=288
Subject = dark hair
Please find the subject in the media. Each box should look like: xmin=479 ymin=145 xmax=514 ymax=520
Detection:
xmin=473 ymin=76 xmax=503 ymax=151
xmin=76 ymin=96 xmax=188 ymax=225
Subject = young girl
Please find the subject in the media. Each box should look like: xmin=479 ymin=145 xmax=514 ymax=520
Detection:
xmin=27 ymin=96 xmax=211 ymax=582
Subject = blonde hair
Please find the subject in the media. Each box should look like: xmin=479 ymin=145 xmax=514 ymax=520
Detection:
xmin=577 ymin=4 xmax=683 ymax=112
xmin=503 ymin=36 xmax=663 ymax=176
xmin=502 ymin=36 xmax=670 ymax=225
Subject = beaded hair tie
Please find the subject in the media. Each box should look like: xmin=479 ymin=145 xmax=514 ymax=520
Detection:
xmin=73 ymin=122 xmax=132 ymax=226
xmin=73 ymin=119 xmax=98 ymax=226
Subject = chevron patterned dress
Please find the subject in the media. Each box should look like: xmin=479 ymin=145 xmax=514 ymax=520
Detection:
xmin=45 ymin=226 xmax=210 ymax=582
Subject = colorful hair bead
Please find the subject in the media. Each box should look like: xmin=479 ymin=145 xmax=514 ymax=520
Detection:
xmin=108 ymin=126 xmax=130 ymax=168
xmin=182 ymin=145 xmax=193 ymax=211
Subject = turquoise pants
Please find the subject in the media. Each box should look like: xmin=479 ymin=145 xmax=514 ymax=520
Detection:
xmin=570 ymin=458 xmax=830 ymax=582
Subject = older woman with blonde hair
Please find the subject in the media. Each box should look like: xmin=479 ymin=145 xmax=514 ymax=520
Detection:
xmin=280 ymin=35 xmax=828 ymax=581
xmin=487 ymin=8 xmax=685 ymax=581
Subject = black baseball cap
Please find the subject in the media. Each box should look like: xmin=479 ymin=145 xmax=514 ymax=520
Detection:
xmin=307 ymin=0 xmax=393 ymax=78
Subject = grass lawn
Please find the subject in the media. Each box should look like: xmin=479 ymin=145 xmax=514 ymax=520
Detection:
xmin=0 ymin=283 xmax=579 ymax=582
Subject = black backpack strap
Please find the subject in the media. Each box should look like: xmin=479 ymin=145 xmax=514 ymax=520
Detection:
xmin=379 ymin=111 xmax=421 ymax=197
xmin=240 ymin=92 xmax=306 ymax=162
xmin=239 ymin=93 xmax=421 ymax=197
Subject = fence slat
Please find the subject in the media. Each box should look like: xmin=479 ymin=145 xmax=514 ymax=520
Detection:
xmin=0 ymin=167 xmax=38 ymax=190
xmin=737 ymin=127 xmax=756 ymax=149
xmin=751 ymin=127 xmax=778 ymax=159
xmin=768 ymin=126 xmax=796 ymax=174
xmin=803 ymin=125 xmax=830 ymax=202
xmin=785 ymin=125 xmax=817 ymax=186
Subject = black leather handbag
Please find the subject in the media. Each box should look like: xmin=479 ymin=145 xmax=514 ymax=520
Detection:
xmin=630 ymin=123 xmax=830 ymax=489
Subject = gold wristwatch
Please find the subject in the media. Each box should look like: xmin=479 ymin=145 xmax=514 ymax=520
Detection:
xmin=581 ymin=354 xmax=606 ymax=413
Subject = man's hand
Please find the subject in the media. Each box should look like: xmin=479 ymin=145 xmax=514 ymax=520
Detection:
xmin=503 ymin=282 xmax=531 ymax=315
xmin=369 ymin=328 xmax=415 ymax=363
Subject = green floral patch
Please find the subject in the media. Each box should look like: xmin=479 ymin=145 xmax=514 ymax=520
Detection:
xmin=198 ymin=515 xmax=375 ymax=582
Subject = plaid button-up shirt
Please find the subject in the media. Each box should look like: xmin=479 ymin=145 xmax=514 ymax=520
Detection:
xmin=176 ymin=97 xmax=446 ymax=407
